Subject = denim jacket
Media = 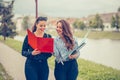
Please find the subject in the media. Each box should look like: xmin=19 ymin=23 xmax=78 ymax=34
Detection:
xmin=54 ymin=37 xmax=80 ymax=64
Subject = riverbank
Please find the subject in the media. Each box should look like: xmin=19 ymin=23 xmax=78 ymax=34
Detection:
xmin=17 ymin=30 xmax=120 ymax=40
xmin=0 ymin=36 xmax=120 ymax=80
xmin=46 ymin=30 xmax=120 ymax=40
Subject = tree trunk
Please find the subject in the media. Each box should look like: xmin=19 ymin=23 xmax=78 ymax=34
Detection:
xmin=4 ymin=36 xmax=6 ymax=40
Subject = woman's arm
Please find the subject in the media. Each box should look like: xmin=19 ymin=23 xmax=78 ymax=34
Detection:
xmin=21 ymin=35 xmax=33 ymax=58
xmin=69 ymin=39 xmax=80 ymax=59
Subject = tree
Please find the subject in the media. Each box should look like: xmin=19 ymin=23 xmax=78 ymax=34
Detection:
xmin=73 ymin=20 xmax=79 ymax=29
xmin=89 ymin=14 xmax=104 ymax=31
xmin=89 ymin=20 xmax=96 ymax=28
xmin=115 ymin=14 xmax=120 ymax=32
xmin=111 ymin=14 xmax=120 ymax=32
xmin=1 ymin=23 xmax=8 ymax=40
xmin=0 ymin=0 xmax=16 ymax=40
xmin=95 ymin=14 xmax=104 ymax=31
xmin=111 ymin=16 xmax=116 ymax=28
xmin=73 ymin=20 xmax=86 ymax=30
xmin=22 ymin=16 xmax=30 ymax=30
xmin=118 ymin=7 xmax=120 ymax=12
xmin=78 ymin=21 xmax=86 ymax=30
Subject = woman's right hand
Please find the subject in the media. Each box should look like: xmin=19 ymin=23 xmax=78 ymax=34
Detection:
xmin=32 ymin=49 xmax=41 ymax=55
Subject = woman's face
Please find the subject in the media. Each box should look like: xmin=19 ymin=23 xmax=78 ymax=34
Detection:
xmin=56 ymin=22 xmax=63 ymax=36
xmin=36 ymin=21 xmax=46 ymax=32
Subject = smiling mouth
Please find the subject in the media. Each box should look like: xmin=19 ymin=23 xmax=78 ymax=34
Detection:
xmin=57 ymin=30 xmax=61 ymax=33
xmin=40 ymin=28 xmax=45 ymax=31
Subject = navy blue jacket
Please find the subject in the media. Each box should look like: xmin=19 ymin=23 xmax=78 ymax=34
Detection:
xmin=22 ymin=33 xmax=52 ymax=61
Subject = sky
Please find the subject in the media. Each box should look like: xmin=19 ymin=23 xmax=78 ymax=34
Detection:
xmin=4 ymin=0 xmax=120 ymax=18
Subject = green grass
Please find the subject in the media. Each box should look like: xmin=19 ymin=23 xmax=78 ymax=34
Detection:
xmin=0 ymin=63 xmax=13 ymax=80
xmin=74 ymin=30 xmax=120 ymax=40
xmin=46 ymin=30 xmax=120 ymax=40
xmin=0 ymin=36 xmax=120 ymax=80
xmin=77 ymin=59 xmax=120 ymax=80
xmin=18 ymin=30 xmax=120 ymax=40
xmin=0 ymin=36 xmax=22 ymax=53
xmin=48 ymin=57 xmax=120 ymax=80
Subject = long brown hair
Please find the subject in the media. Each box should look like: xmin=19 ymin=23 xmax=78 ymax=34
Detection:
xmin=57 ymin=20 xmax=74 ymax=50
xmin=32 ymin=16 xmax=47 ymax=32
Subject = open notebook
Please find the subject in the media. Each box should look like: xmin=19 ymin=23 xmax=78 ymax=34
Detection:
xmin=27 ymin=29 xmax=54 ymax=53
xmin=70 ymin=30 xmax=90 ymax=55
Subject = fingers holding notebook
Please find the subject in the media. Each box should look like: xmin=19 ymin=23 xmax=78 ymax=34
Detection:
xmin=32 ymin=48 xmax=41 ymax=55
xmin=68 ymin=53 xmax=79 ymax=59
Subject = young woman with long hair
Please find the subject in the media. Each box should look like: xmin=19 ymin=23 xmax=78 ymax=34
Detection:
xmin=54 ymin=20 xmax=80 ymax=80
xmin=22 ymin=16 xmax=52 ymax=80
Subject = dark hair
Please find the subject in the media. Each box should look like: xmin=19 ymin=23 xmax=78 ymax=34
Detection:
xmin=32 ymin=16 xmax=47 ymax=32
xmin=57 ymin=20 xmax=74 ymax=50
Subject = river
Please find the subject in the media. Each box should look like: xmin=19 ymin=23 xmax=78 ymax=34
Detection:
xmin=78 ymin=38 xmax=120 ymax=70
xmin=14 ymin=36 xmax=120 ymax=70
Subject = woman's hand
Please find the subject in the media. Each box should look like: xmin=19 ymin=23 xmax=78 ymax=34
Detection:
xmin=32 ymin=49 xmax=41 ymax=55
xmin=68 ymin=53 xmax=79 ymax=59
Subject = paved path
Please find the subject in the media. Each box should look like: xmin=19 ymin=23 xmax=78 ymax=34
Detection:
xmin=0 ymin=42 xmax=55 ymax=80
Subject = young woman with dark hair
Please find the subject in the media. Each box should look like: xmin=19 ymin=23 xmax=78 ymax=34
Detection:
xmin=54 ymin=20 xmax=80 ymax=80
xmin=22 ymin=16 xmax=52 ymax=80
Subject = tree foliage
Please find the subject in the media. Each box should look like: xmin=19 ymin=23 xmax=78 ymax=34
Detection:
xmin=89 ymin=14 xmax=104 ymax=31
xmin=111 ymin=14 xmax=120 ymax=31
xmin=22 ymin=16 xmax=30 ymax=30
xmin=73 ymin=20 xmax=86 ymax=30
xmin=0 ymin=0 xmax=16 ymax=40
xmin=118 ymin=7 xmax=120 ymax=12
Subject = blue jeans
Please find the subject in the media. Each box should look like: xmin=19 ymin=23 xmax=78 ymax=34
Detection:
xmin=54 ymin=59 xmax=78 ymax=80
xmin=25 ymin=59 xmax=49 ymax=80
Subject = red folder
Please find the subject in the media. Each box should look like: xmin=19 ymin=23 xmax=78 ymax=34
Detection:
xmin=27 ymin=29 xmax=54 ymax=53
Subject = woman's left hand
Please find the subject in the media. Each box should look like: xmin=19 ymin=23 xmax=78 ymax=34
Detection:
xmin=68 ymin=53 xmax=79 ymax=59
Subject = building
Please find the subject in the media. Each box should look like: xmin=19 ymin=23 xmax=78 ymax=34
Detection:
xmin=86 ymin=12 xmax=120 ymax=31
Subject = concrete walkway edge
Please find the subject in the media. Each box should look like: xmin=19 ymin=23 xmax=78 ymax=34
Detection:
xmin=0 ymin=42 xmax=55 ymax=80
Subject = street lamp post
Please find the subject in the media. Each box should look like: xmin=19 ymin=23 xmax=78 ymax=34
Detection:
xmin=35 ymin=0 xmax=38 ymax=19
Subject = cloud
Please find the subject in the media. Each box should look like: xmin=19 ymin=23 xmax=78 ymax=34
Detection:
xmin=13 ymin=0 xmax=120 ymax=17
